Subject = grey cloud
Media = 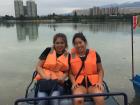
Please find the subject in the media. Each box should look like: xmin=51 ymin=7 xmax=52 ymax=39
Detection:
xmin=37 ymin=0 xmax=95 ymax=8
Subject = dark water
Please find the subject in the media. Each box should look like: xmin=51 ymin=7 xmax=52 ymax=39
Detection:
xmin=0 ymin=21 xmax=140 ymax=105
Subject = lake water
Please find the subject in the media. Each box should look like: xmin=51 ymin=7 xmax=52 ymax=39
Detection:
xmin=0 ymin=21 xmax=140 ymax=105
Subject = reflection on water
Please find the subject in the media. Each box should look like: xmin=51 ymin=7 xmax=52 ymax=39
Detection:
xmin=72 ymin=21 xmax=131 ymax=33
xmin=0 ymin=22 xmax=15 ymax=28
xmin=73 ymin=23 xmax=78 ymax=30
xmin=16 ymin=23 xmax=39 ymax=41
xmin=135 ymin=27 xmax=140 ymax=35
xmin=38 ymin=22 xmax=133 ymax=34
xmin=48 ymin=23 xmax=57 ymax=31
xmin=1 ymin=21 xmax=139 ymax=42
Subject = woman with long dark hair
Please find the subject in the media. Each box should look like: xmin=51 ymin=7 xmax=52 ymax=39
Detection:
xmin=69 ymin=32 xmax=105 ymax=105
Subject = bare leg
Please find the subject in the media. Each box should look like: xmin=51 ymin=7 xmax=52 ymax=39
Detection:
xmin=72 ymin=86 xmax=87 ymax=105
xmin=88 ymin=86 xmax=105 ymax=105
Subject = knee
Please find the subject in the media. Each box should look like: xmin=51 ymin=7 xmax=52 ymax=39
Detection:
xmin=94 ymin=97 xmax=105 ymax=105
xmin=51 ymin=91 xmax=60 ymax=96
xmin=74 ymin=98 xmax=84 ymax=104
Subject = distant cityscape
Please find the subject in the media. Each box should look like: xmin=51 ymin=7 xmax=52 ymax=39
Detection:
xmin=73 ymin=6 xmax=140 ymax=16
xmin=0 ymin=0 xmax=140 ymax=21
xmin=14 ymin=0 xmax=140 ymax=18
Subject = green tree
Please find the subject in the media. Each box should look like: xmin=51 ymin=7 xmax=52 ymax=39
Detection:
xmin=72 ymin=11 xmax=79 ymax=22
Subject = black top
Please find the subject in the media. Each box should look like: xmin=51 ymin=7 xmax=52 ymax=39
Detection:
xmin=39 ymin=47 xmax=101 ymax=63
xmin=39 ymin=47 xmax=62 ymax=60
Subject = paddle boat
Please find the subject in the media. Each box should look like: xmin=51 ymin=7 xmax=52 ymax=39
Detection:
xmin=14 ymin=72 xmax=128 ymax=105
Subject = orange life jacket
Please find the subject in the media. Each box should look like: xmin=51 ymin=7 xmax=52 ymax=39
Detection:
xmin=70 ymin=48 xmax=99 ymax=86
xmin=35 ymin=48 xmax=69 ymax=80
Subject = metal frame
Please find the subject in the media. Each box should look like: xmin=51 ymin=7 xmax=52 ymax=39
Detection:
xmin=14 ymin=92 xmax=128 ymax=105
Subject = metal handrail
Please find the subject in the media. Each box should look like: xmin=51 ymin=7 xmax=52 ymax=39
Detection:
xmin=14 ymin=92 xmax=128 ymax=105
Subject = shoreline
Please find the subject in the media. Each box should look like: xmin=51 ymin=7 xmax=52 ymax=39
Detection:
xmin=0 ymin=18 xmax=131 ymax=24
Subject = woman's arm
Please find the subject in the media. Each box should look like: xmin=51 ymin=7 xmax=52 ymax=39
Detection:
xmin=63 ymin=72 xmax=68 ymax=80
xmin=95 ymin=63 xmax=104 ymax=90
xmin=69 ymin=70 xmax=79 ymax=89
xmin=69 ymin=70 xmax=76 ymax=84
xmin=57 ymin=72 xmax=68 ymax=85
xmin=97 ymin=63 xmax=104 ymax=84
xmin=58 ymin=71 xmax=68 ymax=81
xmin=35 ymin=59 xmax=50 ymax=79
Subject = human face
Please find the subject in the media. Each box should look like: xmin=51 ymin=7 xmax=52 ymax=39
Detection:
xmin=54 ymin=37 xmax=66 ymax=54
xmin=74 ymin=37 xmax=86 ymax=55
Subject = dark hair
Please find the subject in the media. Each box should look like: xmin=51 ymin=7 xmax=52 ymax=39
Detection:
xmin=72 ymin=32 xmax=87 ymax=45
xmin=53 ymin=33 xmax=68 ymax=48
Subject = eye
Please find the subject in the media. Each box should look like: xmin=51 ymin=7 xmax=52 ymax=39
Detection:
xmin=55 ymin=42 xmax=59 ymax=44
xmin=55 ymin=41 xmax=65 ymax=45
xmin=61 ymin=42 xmax=64 ymax=44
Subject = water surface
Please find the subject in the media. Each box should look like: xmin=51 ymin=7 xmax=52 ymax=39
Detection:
xmin=0 ymin=21 xmax=140 ymax=105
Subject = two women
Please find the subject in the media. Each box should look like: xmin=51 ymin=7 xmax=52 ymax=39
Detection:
xmin=35 ymin=32 xmax=105 ymax=105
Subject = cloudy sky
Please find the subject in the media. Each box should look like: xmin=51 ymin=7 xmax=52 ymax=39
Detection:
xmin=0 ymin=0 xmax=140 ymax=16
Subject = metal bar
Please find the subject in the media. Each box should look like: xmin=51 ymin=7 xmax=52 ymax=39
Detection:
xmin=14 ymin=92 xmax=128 ymax=105
xmin=122 ymin=92 xmax=128 ymax=105
xmin=131 ymin=16 xmax=134 ymax=79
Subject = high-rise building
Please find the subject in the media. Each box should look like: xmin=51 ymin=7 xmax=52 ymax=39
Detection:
xmin=14 ymin=0 xmax=24 ymax=18
xmin=26 ymin=0 xmax=37 ymax=17
xmin=14 ymin=0 xmax=37 ymax=18
xmin=89 ymin=8 xmax=93 ymax=16
xmin=73 ymin=9 xmax=90 ymax=16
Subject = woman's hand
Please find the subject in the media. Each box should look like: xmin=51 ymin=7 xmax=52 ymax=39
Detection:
xmin=71 ymin=82 xmax=79 ymax=90
xmin=57 ymin=76 xmax=65 ymax=85
xmin=57 ymin=79 xmax=64 ymax=85
xmin=57 ymin=72 xmax=68 ymax=84
xmin=94 ymin=82 xmax=104 ymax=91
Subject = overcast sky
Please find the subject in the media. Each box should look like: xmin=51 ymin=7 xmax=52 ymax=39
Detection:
xmin=0 ymin=0 xmax=140 ymax=16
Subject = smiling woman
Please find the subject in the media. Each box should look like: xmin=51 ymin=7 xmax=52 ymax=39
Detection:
xmin=69 ymin=32 xmax=105 ymax=105
xmin=34 ymin=33 xmax=69 ymax=105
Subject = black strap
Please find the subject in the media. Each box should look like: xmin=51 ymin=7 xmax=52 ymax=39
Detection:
xmin=68 ymin=53 xmax=71 ymax=68
xmin=25 ymin=71 xmax=37 ymax=98
xmin=75 ymin=49 xmax=89 ymax=80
